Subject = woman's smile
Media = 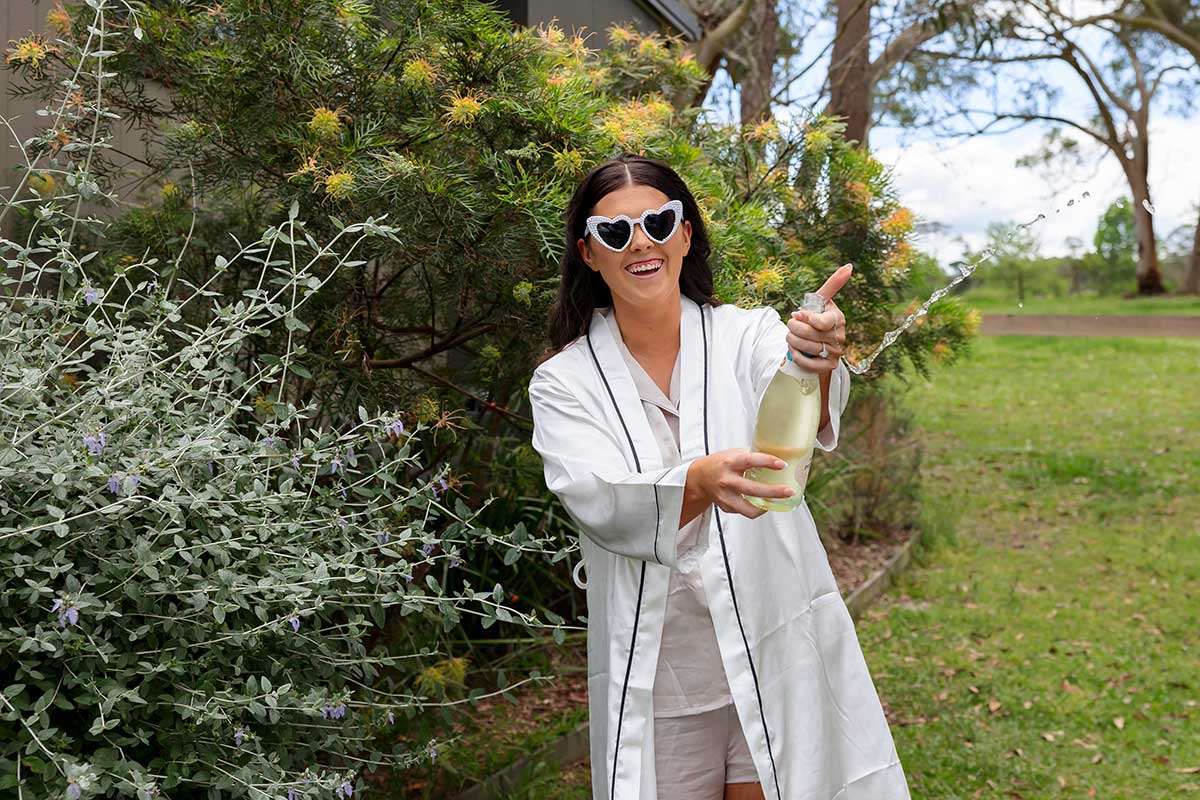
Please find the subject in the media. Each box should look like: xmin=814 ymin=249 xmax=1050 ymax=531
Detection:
xmin=625 ymin=257 xmax=664 ymax=278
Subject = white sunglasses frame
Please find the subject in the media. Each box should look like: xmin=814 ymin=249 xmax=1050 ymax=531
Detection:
xmin=584 ymin=199 xmax=684 ymax=253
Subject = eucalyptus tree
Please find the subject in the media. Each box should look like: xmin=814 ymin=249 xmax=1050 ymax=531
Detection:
xmin=891 ymin=1 xmax=1198 ymax=293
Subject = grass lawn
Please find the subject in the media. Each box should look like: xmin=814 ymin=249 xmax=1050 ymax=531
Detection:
xmin=955 ymin=289 xmax=1200 ymax=316
xmin=855 ymin=335 xmax=1200 ymax=798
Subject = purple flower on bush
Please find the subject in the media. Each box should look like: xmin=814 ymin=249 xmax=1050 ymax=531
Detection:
xmin=449 ymin=556 xmax=461 ymax=568
xmin=108 ymin=474 xmax=121 ymax=495
xmin=335 ymin=779 xmax=353 ymax=799
xmin=263 ymin=435 xmax=277 ymax=449
xmin=234 ymin=726 xmax=245 ymax=747
xmin=287 ymin=789 xmax=299 ymax=800
xmin=387 ymin=710 xmax=395 ymax=724
xmin=127 ymin=473 xmax=141 ymax=494
xmin=330 ymin=457 xmax=343 ymax=475
xmin=67 ymin=780 xmax=82 ymax=800
xmin=322 ymin=701 xmax=347 ymax=720
xmin=84 ymin=287 xmax=100 ymax=306
xmin=430 ymin=475 xmax=449 ymax=498
xmin=81 ymin=430 xmax=106 ymax=456
xmin=336 ymin=515 xmax=347 ymax=530
xmin=290 ymin=453 xmax=301 ymax=471
xmin=288 ymin=613 xmax=300 ymax=633
xmin=428 ymin=744 xmax=439 ymax=763
xmin=421 ymin=542 xmax=434 ymax=557
xmin=384 ymin=418 xmax=404 ymax=438
xmin=376 ymin=531 xmax=390 ymax=546
xmin=403 ymin=572 xmax=413 ymax=584
xmin=51 ymin=597 xmax=79 ymax=627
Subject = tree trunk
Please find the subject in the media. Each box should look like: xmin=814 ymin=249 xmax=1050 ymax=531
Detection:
xmin=1122 ymin=149 xmax=1166 ymax=295
xmin=1184 ymin=204 xmax=1200 ymax=294
xmin=739 ymin=0 xmax=779 ymax=127
xmin=829 ymin=0 xmax=872 ymax=147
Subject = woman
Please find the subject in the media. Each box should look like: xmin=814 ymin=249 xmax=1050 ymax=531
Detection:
xmin=527 ymin=153 xmax=909 ymax=800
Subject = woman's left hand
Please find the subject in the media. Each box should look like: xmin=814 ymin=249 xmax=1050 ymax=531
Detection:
xmin=785 ymin=263 xmax=852 ymax=374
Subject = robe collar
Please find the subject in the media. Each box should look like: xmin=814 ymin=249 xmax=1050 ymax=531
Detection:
xmin=584 ymin=294 xmax=710 ymax=472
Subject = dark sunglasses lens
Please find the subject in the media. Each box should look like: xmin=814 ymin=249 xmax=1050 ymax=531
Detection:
xmin=643 ymin=208 xmax=677 ymax=241
xmin=597 ymin=219 xmax=631 ymax=249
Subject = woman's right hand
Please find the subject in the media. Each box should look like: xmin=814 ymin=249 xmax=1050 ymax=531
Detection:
xmin=689 ymin=447 xmax=793 ymax=520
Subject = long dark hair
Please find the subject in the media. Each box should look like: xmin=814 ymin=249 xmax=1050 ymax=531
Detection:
xmin=536 ymin=152 xmax=722 ymax=366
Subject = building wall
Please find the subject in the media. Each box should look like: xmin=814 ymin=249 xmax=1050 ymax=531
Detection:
xmin=2 ymin=3 xmax=161 ymax=233
xmin=525 ymin=0 xmax=666 ymax=42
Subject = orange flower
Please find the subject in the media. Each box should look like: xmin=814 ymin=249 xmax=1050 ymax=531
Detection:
xmin=881 ymin=207 xmax=914 ymax=238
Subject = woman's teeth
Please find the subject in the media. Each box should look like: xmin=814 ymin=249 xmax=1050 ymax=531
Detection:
xmin=626 ymin=259 xmax=663 ymax=275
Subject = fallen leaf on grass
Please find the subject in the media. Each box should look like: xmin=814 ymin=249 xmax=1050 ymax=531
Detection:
xmin=1113 ymin=717 xmax=1125 ymax=730
xmin=1042 ymin=732 xmax=1056 ymax=742
xmin=1061 ymin=679 xmax=1081 ymax=694
xmin=988 ymin=699 xmax=1002 ymax=713
xmin=1177 ymin=767 xmax=1200 ymax=774
xmin=1091 ymin=753 xmax=1103 ymax=764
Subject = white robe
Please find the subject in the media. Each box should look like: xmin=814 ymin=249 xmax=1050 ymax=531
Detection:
xmin=527 ymin=294 xmax=910 ymax=800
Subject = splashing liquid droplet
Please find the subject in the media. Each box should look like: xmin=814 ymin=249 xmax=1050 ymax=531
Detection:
xmin=1142 ymin=199 xmax=1155 ymax=214
xmin=844 ymin=188 xmax=1091 ymax=375
xmin=1067 ymin=198 xmax=1075 ymax=207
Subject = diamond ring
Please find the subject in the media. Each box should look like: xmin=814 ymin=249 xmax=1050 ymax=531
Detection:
xmin=818 ymin=344 xmax=829 ymax=359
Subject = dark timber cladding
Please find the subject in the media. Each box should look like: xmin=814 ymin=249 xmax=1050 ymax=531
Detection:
xmin=498 ymin=0 xmax=701 ymax=42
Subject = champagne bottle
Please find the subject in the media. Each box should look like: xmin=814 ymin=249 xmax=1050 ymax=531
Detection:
xmin=744 ymin=292 xmax=827 ymax=512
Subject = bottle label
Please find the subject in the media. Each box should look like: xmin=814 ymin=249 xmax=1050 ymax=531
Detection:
xmin=795 ymin=454 xmax=812 ymax=489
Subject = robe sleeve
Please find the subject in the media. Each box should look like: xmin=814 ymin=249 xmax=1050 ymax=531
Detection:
xmin=748 ymin=305 xmax=852 ymax=452
xmin=527 ymin=370 xmax=708 ymax=572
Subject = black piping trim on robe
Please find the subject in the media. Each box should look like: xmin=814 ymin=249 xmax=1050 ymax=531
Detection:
xmin=583 ymin=300 xmax=782 ymax=800
xmin=700 ymin=303 xmax=784 ymax=800
xmin=584 ymin=324 xmax=649 ymax=800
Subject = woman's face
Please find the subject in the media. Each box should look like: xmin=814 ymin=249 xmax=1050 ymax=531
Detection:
xmin=576 ymin=184 xmax=691 ymax=313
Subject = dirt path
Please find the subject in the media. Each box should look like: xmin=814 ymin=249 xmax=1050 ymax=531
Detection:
xmin=981 ymin=314 xmax=1200 ymax=337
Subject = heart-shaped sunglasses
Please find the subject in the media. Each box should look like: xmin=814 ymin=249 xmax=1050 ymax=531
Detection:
xmin=584 ymin=199 xmax=684 ymax=252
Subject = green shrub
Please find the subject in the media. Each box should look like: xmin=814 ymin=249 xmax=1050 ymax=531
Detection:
xmin=1 ymin=6 xmax=564 ymax=797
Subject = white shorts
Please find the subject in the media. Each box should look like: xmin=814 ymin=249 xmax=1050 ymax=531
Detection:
xmin=654 ymin=703 xmax=760 ymax=797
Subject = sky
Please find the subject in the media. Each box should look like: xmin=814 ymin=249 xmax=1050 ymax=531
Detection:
xmin=699 ymin=5 xmax=1200 ymax=270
